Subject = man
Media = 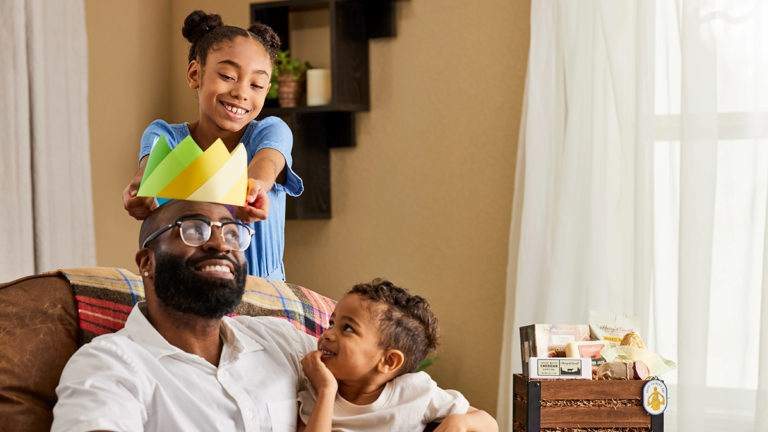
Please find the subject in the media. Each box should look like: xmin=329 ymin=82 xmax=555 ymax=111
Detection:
xmin=52 ymin=200 xmax=315 ymax=431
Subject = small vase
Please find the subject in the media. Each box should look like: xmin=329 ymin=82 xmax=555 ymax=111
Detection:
xmin=276 ymin=74 xmax=303 ymax=108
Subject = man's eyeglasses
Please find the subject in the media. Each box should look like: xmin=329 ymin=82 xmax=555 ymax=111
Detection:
xmin=142 ymin=218 xmax=254 ymax=251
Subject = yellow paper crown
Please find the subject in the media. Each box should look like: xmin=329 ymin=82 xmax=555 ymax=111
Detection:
xmin=137 ymin=135 xmax=248 ymax=206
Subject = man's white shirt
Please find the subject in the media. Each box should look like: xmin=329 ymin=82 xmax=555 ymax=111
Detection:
xmin=52 ymin=302 xmax=316 ymax=432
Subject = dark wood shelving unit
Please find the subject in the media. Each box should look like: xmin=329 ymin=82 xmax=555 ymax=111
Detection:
xmin=251 ymin=0 xmax=396 ymax=219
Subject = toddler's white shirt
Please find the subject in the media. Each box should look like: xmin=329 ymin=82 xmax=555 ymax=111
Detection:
xmin=298 ymin=371 xmax=470 ymax=432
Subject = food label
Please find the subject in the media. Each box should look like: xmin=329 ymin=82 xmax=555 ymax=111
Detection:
xmin=528 ymin=357 xmax=591 ymax=379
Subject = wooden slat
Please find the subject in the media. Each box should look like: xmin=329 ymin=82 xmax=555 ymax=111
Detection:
xmin=514 ymin=374 xmax=528 ymax=396
xmin=539 ymin=379 xmax=645 ymax=400
xmin=540 ymin=406 xmax=651 ymax=428
xmin=513 ymin=396 xmax=527 ymax=429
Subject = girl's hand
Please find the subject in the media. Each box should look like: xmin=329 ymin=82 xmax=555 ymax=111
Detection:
xmin=301 ymin=351 xmax=338 ymax=397
xmin=123 ymin=168 xmax=156 ymax=220
xmin=235 ymin=178 xmax=269 ymax=222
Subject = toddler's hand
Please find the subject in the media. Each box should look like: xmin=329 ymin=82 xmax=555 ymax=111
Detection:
xmin=123 ymin=170 xmax=156 ymax=220
xmin=235 ymin=178 xmax=269 ymax=222
xmin=301 ymin=351 xmax=338 ymax=397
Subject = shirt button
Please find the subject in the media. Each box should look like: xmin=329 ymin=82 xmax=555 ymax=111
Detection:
xmin=246 ymin=409 xmax=254 ymax=419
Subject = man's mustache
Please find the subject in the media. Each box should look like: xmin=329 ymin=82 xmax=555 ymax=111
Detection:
xmin=187 ymin=253 xmax=239 ymax=269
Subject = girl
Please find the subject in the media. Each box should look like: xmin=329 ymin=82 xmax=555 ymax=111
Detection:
xmin=123 ymin=10 xmax=302 ymax=281
xmin=299 ymin=279 xmax=498 ymax=432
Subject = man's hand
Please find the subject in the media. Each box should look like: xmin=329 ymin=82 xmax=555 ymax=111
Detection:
xmin=235 ymin=178 xmax=269 ymax=223
xmin=301 ymin=351 xmax=338 ymax=397
xmin=123 ymin=168 xmax=156 ymax=220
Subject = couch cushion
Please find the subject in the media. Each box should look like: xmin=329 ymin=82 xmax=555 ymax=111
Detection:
xmin=63 ymin=267 xmax=335 ymax=343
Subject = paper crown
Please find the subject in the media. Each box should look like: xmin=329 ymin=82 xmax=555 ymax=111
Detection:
xmin=137 ymin=135 xmax=248 ymax=206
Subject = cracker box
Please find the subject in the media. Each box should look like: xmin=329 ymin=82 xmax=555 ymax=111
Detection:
xmin=519 ymin=324 xmax=590 ymax=375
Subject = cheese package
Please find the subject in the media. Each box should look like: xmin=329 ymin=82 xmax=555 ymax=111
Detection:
xmin=565 ymin=340 xmax=616 ymax=368
xmin=519 ymin=324 xmax=590 ymax=374
xmin=527 ymin=357 xmax=592 ymax=379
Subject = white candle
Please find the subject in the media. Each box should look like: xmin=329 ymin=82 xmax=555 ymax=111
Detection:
xmin=306 ymin=68 xmax=332 ymax=106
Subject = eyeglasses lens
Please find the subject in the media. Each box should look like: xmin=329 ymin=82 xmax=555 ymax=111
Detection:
xmin=178 ymin=219 xmax=250 ymax=250
xmin=180 ymin=220 xmax=210 ymax=246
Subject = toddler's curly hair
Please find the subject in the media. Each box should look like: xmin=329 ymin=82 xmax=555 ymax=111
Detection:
xmin=348 ymin=278 xmax=439 ymax=375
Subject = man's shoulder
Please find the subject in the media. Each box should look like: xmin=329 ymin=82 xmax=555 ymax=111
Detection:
xmin=226 ymin=315 xmax=316 ymax=352
xmin=228 ymin=315 xmax=298 ymax=336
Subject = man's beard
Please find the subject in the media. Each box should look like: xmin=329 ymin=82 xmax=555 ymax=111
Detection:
xmin=153 ymin=251 xmax=246 ymax=319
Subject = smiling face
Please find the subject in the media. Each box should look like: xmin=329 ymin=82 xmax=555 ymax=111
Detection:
xmin=141 ymin=201 xmax=247 ymax=319
xmin=187 ymin=36 xmax=272 ymax=140
xmin=317 ymin=294 xmax=391 ymax=383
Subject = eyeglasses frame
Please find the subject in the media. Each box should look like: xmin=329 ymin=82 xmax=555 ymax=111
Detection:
xmin=141 ymin=217 xmax=254 ymax=251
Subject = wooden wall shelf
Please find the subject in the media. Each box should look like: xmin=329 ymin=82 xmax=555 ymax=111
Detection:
xmin=251 ymin=0 xmax=396 ymax=219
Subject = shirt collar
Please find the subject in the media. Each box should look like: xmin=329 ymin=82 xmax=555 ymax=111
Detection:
xmin=123 ymin=302 xmax=264 ymax=361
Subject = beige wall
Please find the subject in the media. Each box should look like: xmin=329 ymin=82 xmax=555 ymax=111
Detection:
xmin=85 ymin=0 xmax=171 ymax=268
xmin=86 ymin=0 xmax=529 ymax=415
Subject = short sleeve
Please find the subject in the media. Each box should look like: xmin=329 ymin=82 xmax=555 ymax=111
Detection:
xmin=419 ymin=373 xmax=470 ymax=423
xmin=139 ymin=119 xmax=177 ymax=164
xmin=244 ymin=117 xmax=303 ymax=197
xmin=296 ymin=387 xmax=316 ymax=425
xmin=52 ymin=338 xmax=148 ymax=432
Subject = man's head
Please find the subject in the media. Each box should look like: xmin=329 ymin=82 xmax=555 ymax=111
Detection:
xmin=136 ymin=200 xmax=249 ymax=319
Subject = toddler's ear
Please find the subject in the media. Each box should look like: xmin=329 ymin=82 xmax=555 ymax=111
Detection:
xmin=378 ymin=349 xmax=405 ymax=375
xmin=187 ymin=60 xmax=201 ymax=89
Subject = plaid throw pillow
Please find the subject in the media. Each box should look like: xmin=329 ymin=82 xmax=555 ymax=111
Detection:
xmin=62 ymin=268 xmax=335 ymax=345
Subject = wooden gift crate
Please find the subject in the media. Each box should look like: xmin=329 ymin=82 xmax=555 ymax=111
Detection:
xmin=513 ymin=374 xmax=664 ymax=432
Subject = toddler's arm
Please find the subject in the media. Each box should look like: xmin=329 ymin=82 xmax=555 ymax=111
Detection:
xmin=235 ymin=148 xmax=286 ymax=223
xmin=433 ymin=406 xmax=498 ymax=432
xmin=122 ymin=157 xmax=157 ymax=220
xmin=299 ymin=351 xmax=338 ymax=432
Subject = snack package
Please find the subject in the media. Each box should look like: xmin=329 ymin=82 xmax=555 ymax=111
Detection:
xmin=520 ymin=324 xmax=590 ymax=374
xmin=565 ymin=340 xmax=617 ymax=373
xmin=589 ymin=311 xmax=640 ymax=343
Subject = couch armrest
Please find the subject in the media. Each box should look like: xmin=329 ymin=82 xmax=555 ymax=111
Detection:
xmin=0 ymin=272 xmax=79 ymax=432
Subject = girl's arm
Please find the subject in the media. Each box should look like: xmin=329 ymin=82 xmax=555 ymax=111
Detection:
xmin=300 ymin=351 xmax=338 ymax=432
xmin=236 ymin=148 xmax=286 ymax=223
xmin=433 ymin=406 xmax=498 ymax=432
xmin=122 ymin=156 xmax=157 ymax=220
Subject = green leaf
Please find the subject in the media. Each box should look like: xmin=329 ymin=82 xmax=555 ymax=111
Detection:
xmin=417 ymin=357 xmax=438 ymax=372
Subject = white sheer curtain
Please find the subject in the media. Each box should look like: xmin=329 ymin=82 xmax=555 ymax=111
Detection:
xmin=498 ymin=1 xmax=768 ymax=431
xmin=0 ymin=0 xmax=95 ymax=281
xmin=496 ymin=1 xmax=655 ymax=429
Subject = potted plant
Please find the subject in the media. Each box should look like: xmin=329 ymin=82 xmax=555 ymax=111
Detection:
xmin=271 ymin=50 xmax=311 ymax=108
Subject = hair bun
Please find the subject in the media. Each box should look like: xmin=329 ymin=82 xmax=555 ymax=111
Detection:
xmin=248 ymin=22 xmax=281 ymax=61
xmin=182 ymin=10 xmax=223 ymax=44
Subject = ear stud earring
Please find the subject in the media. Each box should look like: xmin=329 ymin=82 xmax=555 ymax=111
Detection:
xmin=143 ymin=271 xmax=149 ymax=277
